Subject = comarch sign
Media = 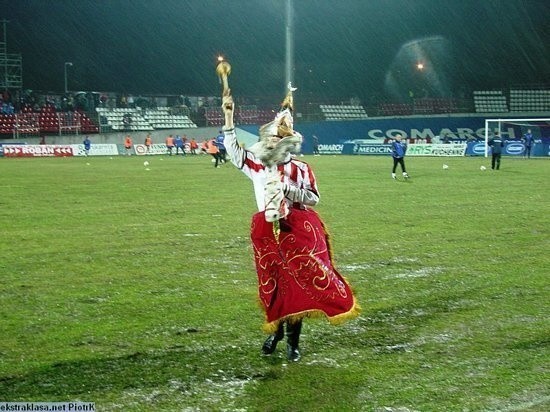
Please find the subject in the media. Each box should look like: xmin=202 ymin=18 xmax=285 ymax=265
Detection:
xmin=318 ymin=144 xmax=344 ymax=154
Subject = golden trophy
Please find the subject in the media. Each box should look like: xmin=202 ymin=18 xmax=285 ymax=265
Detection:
xmin=216 ymin=56 xmax=231 ymax=97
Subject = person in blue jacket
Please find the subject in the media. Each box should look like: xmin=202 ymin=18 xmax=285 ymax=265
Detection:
xmin=83 ymin=136 xmax=91 ymax=156
xmin=488 ymin=131 xmax=504 ymax=170
xmin=391 ymin=135 xmax=409 ymax=179
xmin=215 ymin=130 xmax=227 ymax=163
xmin=174 ymin=135 xmax=186 ymax=156
xmin=522 ymin=129 xmax=534 ymax=159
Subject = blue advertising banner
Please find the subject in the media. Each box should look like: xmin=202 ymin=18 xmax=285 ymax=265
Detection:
xmin=466 ymin=139 xmax=549 ymax=156
xmin=324 ymin=142 xmax=468 ymax=156
xmin=341 ymin=143 xmax=392 ymax=155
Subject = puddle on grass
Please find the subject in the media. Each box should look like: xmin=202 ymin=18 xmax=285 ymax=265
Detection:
xmin=340 ymin=263 xmax=376 ymax=272
xmin=385 ymin=266 xmax=443 ymax=279
xmin=107 ymin=373 xmax=255 ymax=411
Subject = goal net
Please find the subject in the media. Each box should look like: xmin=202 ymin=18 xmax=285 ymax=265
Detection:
xmin=484 ymin=118 xmax=550 ymax=157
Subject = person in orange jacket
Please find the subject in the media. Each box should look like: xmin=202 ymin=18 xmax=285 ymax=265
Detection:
xmin=144 ymin=134 xmax=153 ymax=154
xmin=165 ymin=134 xmax=175 ymax=155
xmin=189 ymin=138 xmax=199 ymax=155
xmin=206 ymin=138 xmax=222 ymax=168
xmin=124 ymin=135 xmax=133 ymax=156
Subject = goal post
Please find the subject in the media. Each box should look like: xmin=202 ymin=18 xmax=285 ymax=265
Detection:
xmin=484 ymin=117 xmax=550 ymax=157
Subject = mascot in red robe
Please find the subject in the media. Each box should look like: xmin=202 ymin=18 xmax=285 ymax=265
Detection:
xmin=221 ymin=75 xmax=360 ymax=362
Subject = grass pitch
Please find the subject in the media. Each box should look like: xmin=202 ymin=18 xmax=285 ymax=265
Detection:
xmin=0 ymin=154 xmax=548 ymax=411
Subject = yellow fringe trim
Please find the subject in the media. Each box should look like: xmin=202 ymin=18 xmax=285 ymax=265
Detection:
xmin=260 ymin=295 xmax=362 ymax=334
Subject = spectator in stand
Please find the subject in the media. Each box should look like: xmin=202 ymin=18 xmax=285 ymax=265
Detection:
xmin=165 ymin=134 xmax=175 ymax=155
xmin=189 ymin=138 xmax=199 ymax=155
xmin=391 ymin=135 xmax=410 ymax=180
xmin=488 ymin=132 xmax=504 ymax=170
xmin=1 ymin=101 xmax=14 ymax=114
xmin=144 ymin=134 xmax=153 ymax=154
xmin=174 ymin=135 xmax=186 ymax=156
xmin=124 ymin=135 xmax=133 ymax=156
xmin=83 ymin=136 xmax=91 ymax=156
xmin=522 ymin=129 xmax=534 ymax=159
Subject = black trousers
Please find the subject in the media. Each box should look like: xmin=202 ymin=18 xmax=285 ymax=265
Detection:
xmin=491 ymin=153 xmax=501 ymax=170
xmin=392 ymin=157 xmax=406 ymax=173
xmin=273 ymin=319 xmax=302 ymax=347
xmin=211 ymin=153 xmax=222 ymax=167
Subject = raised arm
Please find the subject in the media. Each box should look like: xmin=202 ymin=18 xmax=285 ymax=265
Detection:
xmin=221 ymin=91 xmax=247 ymax=168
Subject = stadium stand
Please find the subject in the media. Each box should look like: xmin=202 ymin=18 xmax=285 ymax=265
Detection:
xmin=0 ymin=104 xmax=99 ymax=136
xmin=320 ymin=104 xmax=368 ymax=121
xmin=509 ymin=89 xmax=550 ymax=113
xmin=3 ymin=85 xmax=550 ymax=138
xmin=257 ymin=108 xmax=277 ymax=124
xmin=205 ymin=105 xmax=275 ymax=126
xmin=143 ymin=107 xmax=197 ymax=129
xmin=204 ymin=107 xmax=224 ymax=126
xmin=96 ymin=107 xmax=198 ymax=131
xmin=238 ymin=106 xmax=278 ymax=125
xmin=96 ymin=107 xmax=153 ymax=131
xmin=473 ymin=90 xmax=508 ymax=113
xmin=413 ymin=98 xmax=460 ymax=114
xmin=377 ymin=103 xmax=413 ymax=116
xmin=40 ymin=104 xmax=99 ymax=134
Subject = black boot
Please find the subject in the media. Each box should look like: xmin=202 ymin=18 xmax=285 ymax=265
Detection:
xmin=261 ymin=322 xmax=284 ymax=355
xmin=286 ymin=320 xmax=302 ymax=362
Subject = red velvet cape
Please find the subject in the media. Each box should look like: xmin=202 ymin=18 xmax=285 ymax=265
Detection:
xmin=251 ymin=208 xmax=360 ymax=333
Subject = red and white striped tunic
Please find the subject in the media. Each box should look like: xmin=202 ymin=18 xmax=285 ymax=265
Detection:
xmin=223 ymin=129 xmax=320 ymax=211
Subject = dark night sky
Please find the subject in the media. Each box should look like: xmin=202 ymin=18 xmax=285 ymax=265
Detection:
xmin=2 ymin=0 xmax=549 ymax=101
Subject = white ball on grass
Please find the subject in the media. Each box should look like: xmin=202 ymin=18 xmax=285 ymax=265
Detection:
xmin=480 ymin=165 xmax=486 ymax=171
xmin=442 ymin=164 xmax=449 ymax=169
xmin=143 ymin=161 xmax=149 ymax=166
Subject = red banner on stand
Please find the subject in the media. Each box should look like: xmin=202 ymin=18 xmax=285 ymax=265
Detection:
xmin=3 ymin=145 xmax=74 ymax=157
